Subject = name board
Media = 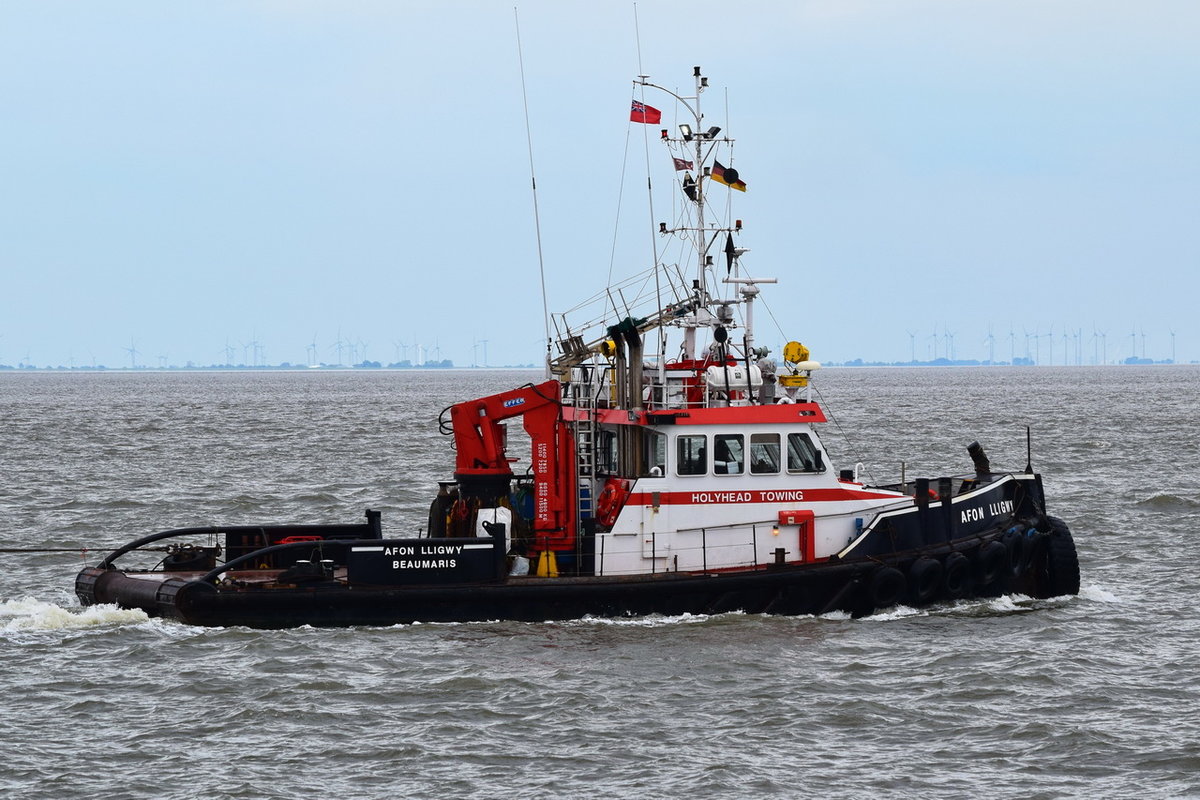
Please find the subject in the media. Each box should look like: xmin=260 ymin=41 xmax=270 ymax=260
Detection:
xmin=956 ymin=498 xmax=1016 ymax=534
xmin=347 ymin=538 xmax=499 ymax=586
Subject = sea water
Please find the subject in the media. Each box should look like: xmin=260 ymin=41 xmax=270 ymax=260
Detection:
xmin=1 ymin=367 xmax=1197 ymax=799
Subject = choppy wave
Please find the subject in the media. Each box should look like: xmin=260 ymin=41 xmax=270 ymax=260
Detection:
xmin=1079 ymin=584 xmax=1120 ymax=603
xmin=1135 ymin=491 xmax=1200 ymax=510
xmin=3 ymin=368 xmax=1198 ymax=800
xmin=567 ymin=611 xmax=734 ymax=627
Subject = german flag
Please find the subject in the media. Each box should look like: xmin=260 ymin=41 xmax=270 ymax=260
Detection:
xmin=711 ymin=161 xmax=747 ymax=192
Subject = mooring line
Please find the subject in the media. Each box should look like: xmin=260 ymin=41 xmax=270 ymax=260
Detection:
xmin=0 ymin=546 xmax=168 ymax=554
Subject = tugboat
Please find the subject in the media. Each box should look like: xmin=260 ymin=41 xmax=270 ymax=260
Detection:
xmin=76 ymin=67 xmax=1080 ymax=628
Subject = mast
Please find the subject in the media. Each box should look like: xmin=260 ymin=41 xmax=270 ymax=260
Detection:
xmin=636 ymin=66 xmax=712 ymax=361
xmin=689 ymin=66 xmax=706 ymax=362
xmin=540 ymin=68 xmax=778 ymax=405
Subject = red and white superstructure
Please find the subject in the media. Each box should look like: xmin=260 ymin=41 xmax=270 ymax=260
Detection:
xmin=444 ymin=66 xmax=921 ymax=577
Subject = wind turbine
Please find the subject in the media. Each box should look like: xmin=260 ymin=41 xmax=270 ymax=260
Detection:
xmin=124 ymin=338 xmax=140 ymax=369
xmin=1170 ymin=327 xmax=1177 ymax=363
xmin=906 ymin=330 xmax=917 ymax=363
xmin=984 ymin=325 xmax=995 ymax=365
xmin=331 ymin=328 xmax=345 ymax=366
xmin=307 ymin=333 xmax=318 ymax=367
xmin=1008 ymin=327 xmax=1017 ymax=365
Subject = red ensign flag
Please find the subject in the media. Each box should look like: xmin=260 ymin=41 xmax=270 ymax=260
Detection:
xmin=630 ymin=100 xmax=662 ymax=124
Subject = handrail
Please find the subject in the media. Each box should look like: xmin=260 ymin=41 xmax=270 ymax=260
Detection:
xmin=198 ymin=539 xmax=364 ymax=583
xmin=96 ymin=522 xmax=374 ymax=568
xmin=98 ymin=525 xmax=248 ymax=569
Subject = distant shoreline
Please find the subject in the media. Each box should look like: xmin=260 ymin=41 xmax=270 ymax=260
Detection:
xmin=0 ymin=365 xmax=541 ymax=373
xmin=0 ymin=362 xmax=1191 ymax=373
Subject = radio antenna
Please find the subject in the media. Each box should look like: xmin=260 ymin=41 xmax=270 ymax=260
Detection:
xmin=1025 ymin=425 xmax=1033 ymax=474
xmin=514 ymin=7 xmax=552 ymax=376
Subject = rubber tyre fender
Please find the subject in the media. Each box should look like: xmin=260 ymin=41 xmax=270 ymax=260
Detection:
xmin=1045 ymin=517 xmax=1081 ymax=596
xmin=1004 ymin=530 xmax=1026 ymax=576
xmin=870 ymin=566 xmax=907 ymax=610
xmin=907 ymin=557 xmax=943 ymax=604
xmin=943 ymin=552 xmax=970 ymax=598
xmin=974 ymin=540 xmax=1009 ymax=587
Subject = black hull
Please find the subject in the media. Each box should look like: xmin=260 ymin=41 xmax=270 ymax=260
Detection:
xmin=76 ymin=523 xmax=1079 ymax=629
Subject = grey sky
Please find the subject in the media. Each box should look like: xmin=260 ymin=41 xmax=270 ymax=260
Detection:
xmin=2 ymin=1 xmax=1196 ymax=367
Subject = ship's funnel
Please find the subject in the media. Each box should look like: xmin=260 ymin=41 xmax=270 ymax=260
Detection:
xmin=967 ymin=441 xmax=991 ymax=476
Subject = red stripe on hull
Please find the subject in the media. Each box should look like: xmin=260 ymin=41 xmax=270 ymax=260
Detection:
xmin=628 ymin=488 xmax=906 ymax=505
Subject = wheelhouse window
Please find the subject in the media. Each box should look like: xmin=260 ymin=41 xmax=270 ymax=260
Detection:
xmin=713 ymin=433 xmax=744 ymax=475
xmin=750 ymin=433 xmax=781 ymax=474
xmin=676 ymin=434 xmax=707 ymax=476
xmin=787 ymin=432 xmax=824 ymax=473
xmin=597 ymin=428 xmax=618 ymax=474
xmin=643 ymin=429 xmax=667 ymax=477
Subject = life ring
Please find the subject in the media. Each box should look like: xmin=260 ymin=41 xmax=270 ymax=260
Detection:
xmin=870 ymin=566 xmax=906 ymax=609
xmin=974 ymin=540 xmax=1008 ymax=587
xmin=596 ymin=479 xmax=629 ymax=528
xmin=907 ymin=557 xmax=943 ymax=604
xmin=943 ymin=552 xmax=970 ymax=597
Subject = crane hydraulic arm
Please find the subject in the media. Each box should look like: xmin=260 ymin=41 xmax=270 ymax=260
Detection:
xmin=447 ymin=380 xmax=576 ymax=550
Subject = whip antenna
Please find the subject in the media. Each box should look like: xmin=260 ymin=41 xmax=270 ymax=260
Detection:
xmin=633 ymin=3 xmax=667 ymax=370
xmin=514 ymin=8 xmax=552 ymax=376
xmin=1025 ymin=425 xmax=1033 ymax=474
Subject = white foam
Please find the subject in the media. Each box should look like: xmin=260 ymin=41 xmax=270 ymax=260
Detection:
xmin=984 ymin=595 xmax=1023 ymax=613
xmin=0 ymin=597 xmax=149 ymax=631
xmin=571 ymin=611 xmax=728 ymax=627
xmin=1079 ymin=584 xmax=1119 ymax=603
xmin=863 ymin=604 xmax=924 ymax=621
xmin=817 ymin=610 xmax=853 ymax=621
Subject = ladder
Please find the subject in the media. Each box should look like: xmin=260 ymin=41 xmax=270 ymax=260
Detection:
xmin=572 ymin=367 xmax=600 ymax=525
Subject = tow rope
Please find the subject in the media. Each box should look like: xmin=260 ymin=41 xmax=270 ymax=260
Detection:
xmin=0 ymin=547 xmax=170 ymax=554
